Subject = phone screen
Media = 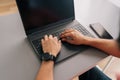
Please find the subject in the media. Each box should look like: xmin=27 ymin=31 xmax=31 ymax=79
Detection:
xmin=90 ymin=23 xmax=113 ymax=39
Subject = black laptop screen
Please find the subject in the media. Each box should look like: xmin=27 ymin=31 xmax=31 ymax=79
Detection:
xmin=16 ymin=0 xmax=75 ymax=35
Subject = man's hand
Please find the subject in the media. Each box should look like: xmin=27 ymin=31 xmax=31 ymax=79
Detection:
xmin=41 ymin=35 xmax=61 ymax=57
xmin=60 ymin=29 xmax=87 ymax=45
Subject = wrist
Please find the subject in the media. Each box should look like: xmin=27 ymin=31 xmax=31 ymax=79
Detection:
xmin=44 ymin=52 xmax=58 ymax=57
xmin=83 ymin=37 xmax=95 ymax=45
xmin=41 ymin=52 xmax=57 ymax=62
xmin=42 ymin=61 xmax=54 ymax=65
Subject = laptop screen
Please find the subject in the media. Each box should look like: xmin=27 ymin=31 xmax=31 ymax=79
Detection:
xmin=16 ymin=0 xmax=75 ymax=35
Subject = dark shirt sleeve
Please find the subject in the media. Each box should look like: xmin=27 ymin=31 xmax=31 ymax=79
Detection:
xmin=117 ymin=34 xmax=120 ymax=47
xmin=118 ymin=34 xmax=120 ymax=42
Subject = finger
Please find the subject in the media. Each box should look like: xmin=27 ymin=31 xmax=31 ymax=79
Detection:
xmin=54 ymin=37 xmax=58 ymax=41
xmin=41 ymin=39 xmax=45 ymax=52
xmin=65 ymin=28 xmax=74 ymax=32
xmin=61 ymin=28 xmax=73 ymax=35
xmin=41 ymin=39 xmax=44 ymax=44
xmin=60 ymin=32 xmax=73 ymax=38
xmin=61 ymin=37 xmax=73 ymax=43
xmin=44 ymin=35 xmax=48 ymax=40
xmin=58 ymin=40 xmax=61 ymax=45
xmin=64 ymin=28 xmax=73 ymax=33
xmin=66 ymin=36 xmax=73 ymax=40
xmin=61 ymin=37 xmax=72 ymax=42
xmin=60 ymin=29 xmax=74 ymax=38
xmin=58 ymin=40 xmax=61 ymax=49
xmin=58 ymin=40 xmax=62 ymax=48
xmin=49 ymin=35 xmax=53 ymax=39
xmin=61 ymin=38 xmax=66 ymax=41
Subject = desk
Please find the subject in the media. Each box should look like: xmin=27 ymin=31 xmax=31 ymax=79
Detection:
xmin=0 ymin=0 xmax=119 ymax=80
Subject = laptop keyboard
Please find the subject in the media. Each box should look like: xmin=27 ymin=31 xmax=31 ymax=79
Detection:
xmin=32 ymin=25 xmax=94 ymax=54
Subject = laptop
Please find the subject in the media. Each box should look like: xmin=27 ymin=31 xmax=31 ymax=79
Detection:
xmin=16 ymin=0 xmax=94 ymax=63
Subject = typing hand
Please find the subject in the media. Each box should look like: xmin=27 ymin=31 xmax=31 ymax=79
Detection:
xmin=41 ymin=35 xmax=61 ymax=57
xmin=60 ymin=29 xmax=87 ymax=45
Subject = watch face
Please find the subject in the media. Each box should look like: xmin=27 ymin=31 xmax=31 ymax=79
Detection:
xmin=41 ymin=53 xmax=55 ymax=61
xmin=43 ymin=53 xmax=51 ymax=61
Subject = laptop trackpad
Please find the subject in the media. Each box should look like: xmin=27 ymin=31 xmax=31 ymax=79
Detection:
xmin=55 ymin=42 xmax=89 ymax=63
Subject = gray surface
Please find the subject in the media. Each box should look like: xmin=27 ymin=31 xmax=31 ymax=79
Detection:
xmin=0 ymin=0 xmax=119 ymax=80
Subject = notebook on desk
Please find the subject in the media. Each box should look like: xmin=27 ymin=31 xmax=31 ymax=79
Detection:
xmin=16 ymin=0 xmax=94 ymax=63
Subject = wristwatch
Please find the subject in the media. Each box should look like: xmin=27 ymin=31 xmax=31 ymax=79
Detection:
xmin=41 ymin=52 xmax=56 ymax=62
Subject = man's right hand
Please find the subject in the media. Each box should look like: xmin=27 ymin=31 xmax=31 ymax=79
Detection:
xmin=60 ymin=29 xmax=88 ymax=45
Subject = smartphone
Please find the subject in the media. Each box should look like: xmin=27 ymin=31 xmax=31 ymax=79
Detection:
xmin=90 ymin=23 xmax=113 ymax=39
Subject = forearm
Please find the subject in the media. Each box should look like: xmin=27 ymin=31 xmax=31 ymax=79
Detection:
xmin=84 ymin=37 xmax=120 ymax=58
xmin=36 ymin=61 xmax=54 ymax=80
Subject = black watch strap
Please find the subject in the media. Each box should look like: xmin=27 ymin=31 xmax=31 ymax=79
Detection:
xmin=41 ymin=52 xmax=56 ymax=62
xmin=50 ymin=54 xmax=56 ymax=61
